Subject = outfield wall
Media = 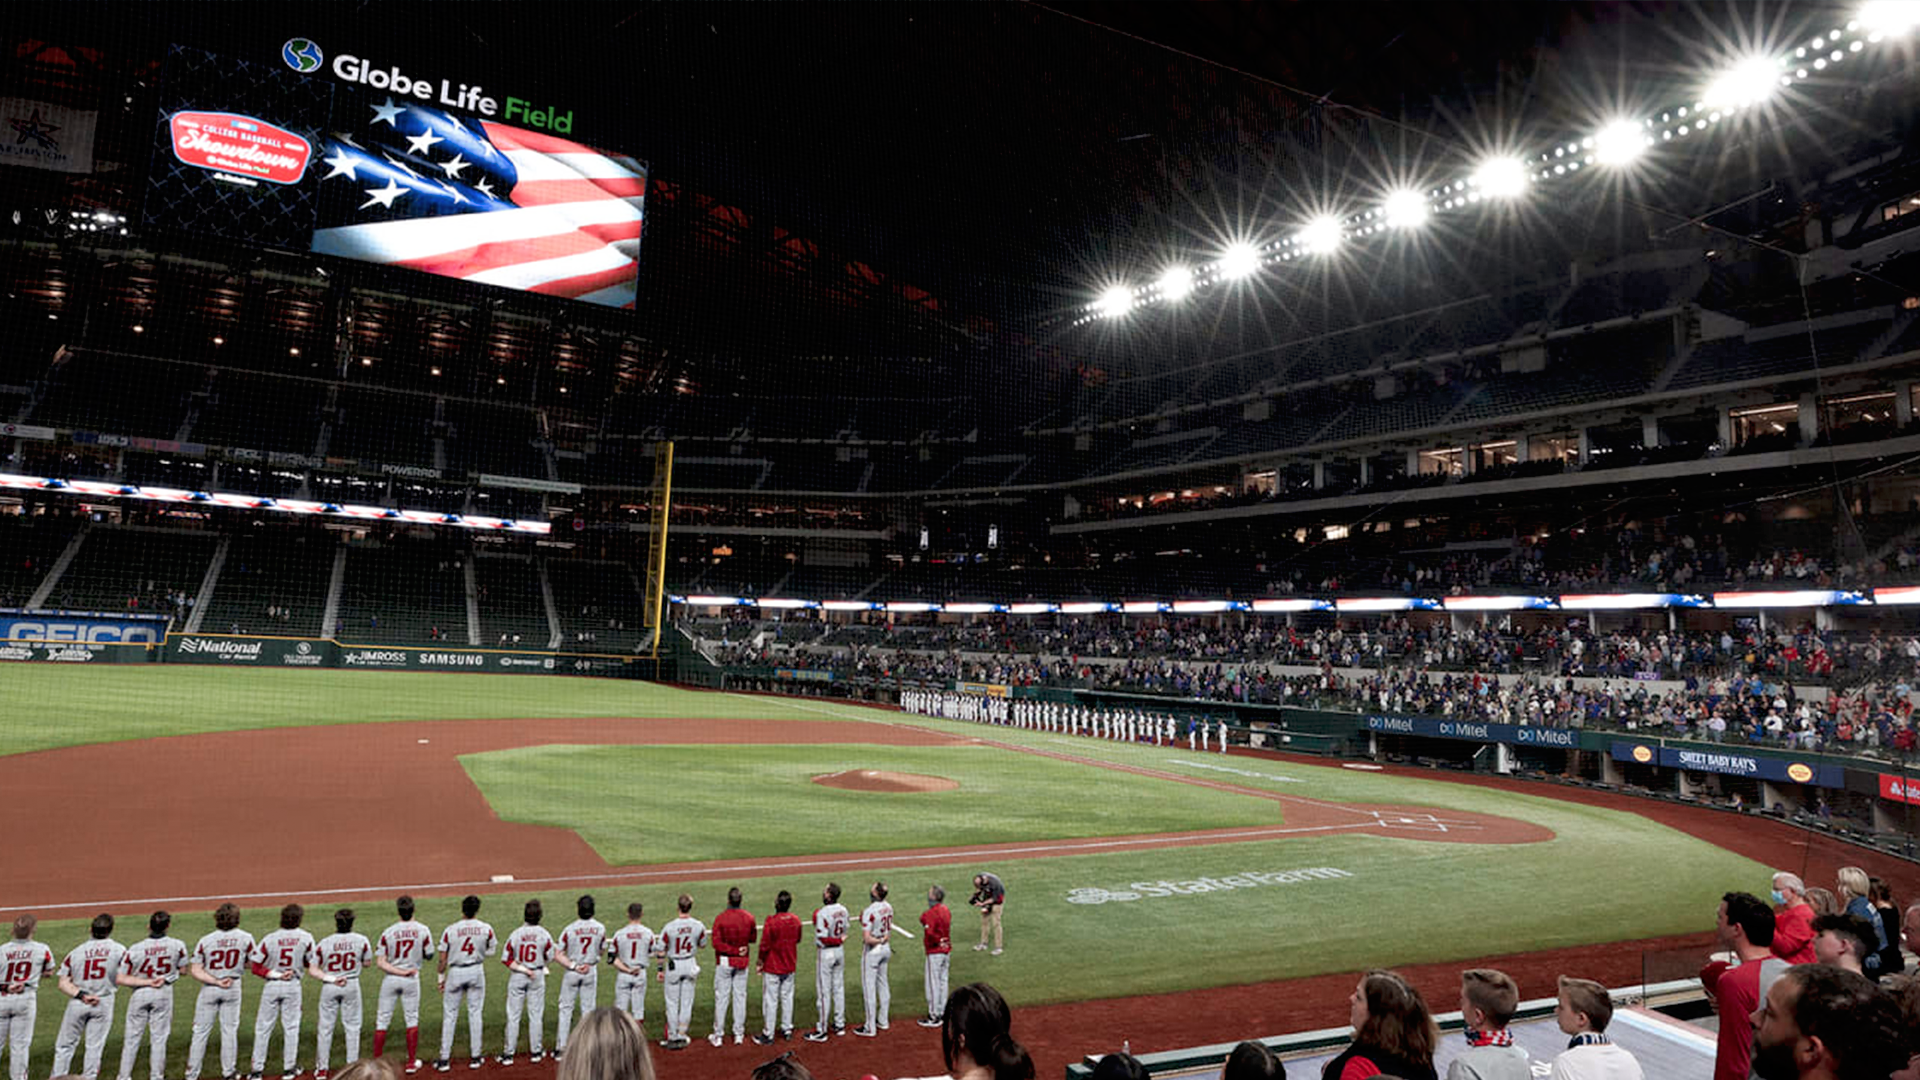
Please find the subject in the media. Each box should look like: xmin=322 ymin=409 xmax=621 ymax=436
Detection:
xmin=0 ymin=627 xmax=643 ymax=676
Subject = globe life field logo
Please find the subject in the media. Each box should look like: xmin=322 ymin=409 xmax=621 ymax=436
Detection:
xmin=282 ymin=38 xmax=324 ymax=73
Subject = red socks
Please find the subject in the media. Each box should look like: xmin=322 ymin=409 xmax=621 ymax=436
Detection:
xmin=406 ymin=1029 xmax=419 ymax=1061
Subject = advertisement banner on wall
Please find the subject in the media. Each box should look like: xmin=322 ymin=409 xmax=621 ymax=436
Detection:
xmin=0 ymin=611 xmax=169 ymax=645
xmin=1366 ymin=714 xmax=1580 ymax=749
xmin=1878 ymin=773 xmax=1920 ymax=805
xmin=170 ymin=636 xmax=334 ymax=667
xmin=0 ymin=642 xmax=148 ymax=663
xmin=1610 ymin=741 xmax=1845 ymax=788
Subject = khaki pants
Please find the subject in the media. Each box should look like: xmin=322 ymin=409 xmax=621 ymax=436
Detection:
xmin=978 ymin=904 xmax=1002 ymax=950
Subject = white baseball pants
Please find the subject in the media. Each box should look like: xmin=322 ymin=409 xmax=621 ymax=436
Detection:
xmin=250 ymin=980 xmax=302 ymax=1074
xmin=555 ymin=969 xmax=596 ymax=1052
xmin=712 ymin=964 xmax=748 ymax=1039
xmin=117 ymin=985 xmax=175 ymax=1080
xmin=0 ymin=992 xmax=34 ymax=1080
xmin=51 ymin=993 xmax=115 ymax=1080
xmin=185 ymin=982 xmax=241 ymax=1080
xmin=661 ymin=959 xmax=698 ymax=1041
xmin=813 ymin=946 xmax=844 ymax=1032
xmin=860 ymin=943 xmax=891 ymax=1031
xmin=503 ymin=971 xmax=545 ymax=1056
xmin=439 ymin=965 xmax=486 ymax=1061
xmin=314 ymin=980 xmax=363 ymax=1071
xmin=760 ymin=972 xmax=794 ymax=1036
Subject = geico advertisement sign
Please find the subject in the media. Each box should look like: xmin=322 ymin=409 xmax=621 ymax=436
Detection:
xmin=4 ymin=621 xmax=160 ymax=644
xmin=1064 ymin=866 xmax=1354 ymax=905
xmin=175 ymin=638 xmax=264 ymax=661
xmin=0 ymin=644 xmax=99 ymax=662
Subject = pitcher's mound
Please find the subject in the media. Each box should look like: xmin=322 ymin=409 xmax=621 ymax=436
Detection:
xmin=813 ymin=769 xmax=958 ymax=793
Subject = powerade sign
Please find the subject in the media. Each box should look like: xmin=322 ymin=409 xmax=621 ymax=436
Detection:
xmin=1610 ymin=742 xmax=1845 ymax=788
xmin=283 ymin=38 xmax=573 ymax=131
xmin=0 ymin=614 xmax=164 ymax=644
xmin=1365 ymin=714 xmax=1579 ymax=749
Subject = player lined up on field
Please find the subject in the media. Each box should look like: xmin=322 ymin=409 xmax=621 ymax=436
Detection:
xmin=0 ymin=877 xmax=991 ymax=1080
xmin=900 ymin=690 xmax=1232 ymax=751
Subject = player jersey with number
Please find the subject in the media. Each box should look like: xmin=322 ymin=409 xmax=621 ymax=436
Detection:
xmin=556 ymin=919 xmax=606 ymax=968
xmin=608 ymin=924 xmax=655 ymax=971
xmin=860 ymin=901 xmax=893 ymax=945
xmin=314 ymin=932 xmax=372 ymax=979
xmin=811 ymin=903 xmax=850 ymax=948
xmin=251 ymin=928 xmax=316 ymax=977
xmin=0 ymin=939 xmax=55 ymax=991
xmin=62 ymin=938 xmax=127 ymax=997
xmin=377 ymin=920 xmax=434 ymax=974
xmin=502 ymin=925 xmax=554 ymax=971
xmin=123 ymin=937 xmax=189 ymax=985
xmin=192 ymin=929 xmax=255 ymax=983
xmin=655 ymin=917 xmax=707 ymax=962
xmin=437 ymin=919 xmax=496 ymax=967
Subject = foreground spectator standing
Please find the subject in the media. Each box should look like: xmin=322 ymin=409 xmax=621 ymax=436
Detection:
xmin=1770 ymin=873 xmax=1816 ymax=964
xmin=1223 ymin=1041 xmax=1285 ymax=1080
xmin=1836 ymin=867 xmax=1890 ymax=975
xmin=1869 ymin=878 xmax=1905 ymax=976
xmin=1701 ymin=892 xmax=1785 ymax=1080
xmin=1322 ymin=970 xmax=1438 ymax=1080
xmin=555 ymin=1007 xmax=654 ymax=1080
xmin=1750 ymin=964 xmax=1906 ymax=1080
xmin=939 ymin=983 xmax=1032 ymax=1080
xmin=1810 ymin=914 xmax=1878 ymax=976
xmin=1448 ymin=969 xmax=1528 ymax=1080
xmin=1549 ymin=977 xmax=1641 ymax=1080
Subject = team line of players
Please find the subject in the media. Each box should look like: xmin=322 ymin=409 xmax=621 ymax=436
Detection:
xmin=900 ymin=690 xmax=1234 ymax=752
xmin=0 ymin=880 xmax=956 ymax=1080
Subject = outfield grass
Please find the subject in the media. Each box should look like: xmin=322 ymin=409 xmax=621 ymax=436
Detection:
xmin=463 ymin=743 xmax=1286 ymax=864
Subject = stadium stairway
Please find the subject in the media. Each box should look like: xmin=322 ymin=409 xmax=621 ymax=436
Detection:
xmin=180 ymin=535 xmax=230 ymax=634
xmin=24 ymin=524 xmax=89 ymax=610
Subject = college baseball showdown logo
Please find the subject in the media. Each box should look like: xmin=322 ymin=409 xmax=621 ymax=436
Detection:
xmin=1064 ymin=866 xmax=1353 ymax=905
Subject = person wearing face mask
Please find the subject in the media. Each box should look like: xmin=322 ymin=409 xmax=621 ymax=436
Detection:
xmin=1769 ymin=872 xmax=1816 ymax=965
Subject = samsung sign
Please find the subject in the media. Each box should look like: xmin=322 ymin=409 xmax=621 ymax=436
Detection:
xmin=1365 ymin=714 xmax=1579 ymax=749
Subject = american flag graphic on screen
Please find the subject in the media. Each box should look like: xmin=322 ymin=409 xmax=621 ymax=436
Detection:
xmin=311 ymin=96 xmax=645 ymax=308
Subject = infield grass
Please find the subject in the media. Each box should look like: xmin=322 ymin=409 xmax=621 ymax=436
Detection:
xmin=462 ymin=743 xmax=1286 ymax=864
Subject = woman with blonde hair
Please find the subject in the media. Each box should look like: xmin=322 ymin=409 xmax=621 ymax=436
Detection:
xmin=1838 ymin=866 xmax=1891 ymax=974
xmin=557 ymin=1007 xmax=655 ymax=1080
xmin=1803 ymin=886 xmax=1840 ymax=916
xmin=333 ymin=1061 xmax=398 ymax=1080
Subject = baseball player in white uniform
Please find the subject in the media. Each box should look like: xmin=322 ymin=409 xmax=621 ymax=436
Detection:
xmin=117 ymin=911 xmax=189 ymax=1080
xmin=52 ymin=913 xmax=137 ymax=1080
xmin=434 ymin=895 xmax=496 ymax=1071
xmin=0 ymin=914 xmax=56 ymax=1080
xmin=854 ymin=883 xmax=893 ymax=1037
xmin=186 ymin=903 xmax=254 ymax=1080
xmin=499 ymin=900 xmax=555 ymax=1065
xmin=249 ymin=904 xmax=316 ymax=1080
xmin=655 ymin=894 xmax=707 ymax=1051
xmin=309 ymin=909 xmax=372 ymax=1080
xmin=553 ymin=895 xmax=605 ymax=1059
xmin=802 ymin=882 xmax=849 ymax=1042
xmin=607 ymin=903 xmax=655 ymax=1031
xmin=371 ymin=896 xmax=433 ymax=1074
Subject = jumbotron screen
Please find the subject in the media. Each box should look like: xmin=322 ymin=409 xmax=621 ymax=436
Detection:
xmin=145 ymin=45 xmax=646 ymax=309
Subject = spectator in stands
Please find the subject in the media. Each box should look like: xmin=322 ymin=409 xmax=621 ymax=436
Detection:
xmin=555 ymin=1007 xmax=654 ymax=1080
xmin=1448 ymin=969 xmax=1527 ymax=1080
xmin=939 ymin=983 xmax=1031 ymax=1080
xmin=1770 ymin=873 xmax=1816 ymax=964
xmin=1904 ymin=903 xmax=1920 ymax=962
xmin=749 ymin=1050 xmax=812 ymax=1080
xmin=1701 ymin=892 xmax=1785 ymax=1080
xmin=333 ymin=1059 xmax=399 ymax=1080
xmin=1802 ymin=887 xmax=1840 ymax=918
xmin=1222 ymin=1042 xmax=1284 ymax=1080
xmin=1869 ymin=878 xmax=1905 ymax=976
xmin=1088 ymin=1053 xmax=1147 ymax=1080
xmin=1835 ymin=867 xmax=1890 ymax=975
xmin=1810 ymin=914 xmax=1878 ymax=976
xmin=1323 ymin=970 xmax=1438 ymax=1080
xmin=1750 ymin=964 xmax=1906 ymax=1080
xmin=1548 ymin=976 xmax=1640 ymax=1080
xmin=1884 ymin=974 xmax=1920 ymax=1080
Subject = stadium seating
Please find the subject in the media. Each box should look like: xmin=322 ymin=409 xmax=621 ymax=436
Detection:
xmin=27 ymin=353 xmax=196 ymax=439
xmin=474 ymin=554 xmax=554 ymax=647
xmin=333 ymin=540 xmax=470 ymax=644
xmin=1666 ymin=319 xmax=1892 ymax=390
xmin=195 ymin=528 xmax=337 ymax=637
xmin=0 ymin=514 xmax=79 ymax=610
xmin=546 ymin=558 xmax=650 ymax=652
xmin=44 ymin=526 xmax=217 ymax=617
xmin=445 ymin=401 xmax=549 ymax=479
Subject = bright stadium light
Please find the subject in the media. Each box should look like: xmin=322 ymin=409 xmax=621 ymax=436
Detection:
xmin=1860 ymin=0 xmax=1920 ymax=35
xmin=1157 ymin=265 xmax=1195 ymax=300
xmin=1382 ymin=189 xmax=1430 ymax=229
xmin=1472 ymin=156 xmax=1529 ymax=199
xmin=1703 ymin=55 xmax=1785 ymax=109
xmin=1218 ymin=243 xmax=1260 ymax=279
xmin=1297 ymin=215 xmax=1344 ymax=255
xmin=1096 ymin=285 xmax=1134 ymax=316
xmin=1594 ymin=120 xmax=1648 ymax=166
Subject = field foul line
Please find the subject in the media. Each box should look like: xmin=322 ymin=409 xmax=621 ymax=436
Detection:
xmin=0 ymin=821 xmax=1398 ymax=915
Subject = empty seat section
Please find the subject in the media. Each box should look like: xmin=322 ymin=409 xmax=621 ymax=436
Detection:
xmin=29 ymin=355 xmax=197 ymax=439
xmin=474 ymin=556 xmax=551 ymax=647
xmin=194 ymin=372 xmax=326 ymax=454
xmin=46 ymin=527 xmax=217 ymax=617
xmin=197 ymin=530 xmax=336 ymax=636
xmin=1668 ymin=320 xmax=1890 ymax=390
xmin=547 ymin=559 xmax=648 ymax=652
xmin=330 ymin=387 xmax=435 ymax=466
xmin=335 ymin=541 xmax=469 ymax=644
xmin=0 ymin=515 xmax=80 ymax=608
xmin=445 ymin=402 xmax=546 ymax=478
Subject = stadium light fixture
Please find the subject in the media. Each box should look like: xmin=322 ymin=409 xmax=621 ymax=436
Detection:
xmin=1594 ymin=120 xmax=1649 ymax=166
xmin=1860 ymin=0 xmax=1920 ymax=35
xmin=1157 ymin=266 xmax=1195 ymax=300
xmin=1704 ymin=55 xmax=1785 ymax=108
xmin=1382 ymin=189 xmax=1430 ymax=229
xmin=1296 ymin=215 xmax=1344 ymax=255
xmin=1218 ymin=243 xmax=1260 ymax=279
xmin=1472 ymin=156 xmax=1529 ymax=199
xmin=1095 ymin=285 xmax=1134 ymax=317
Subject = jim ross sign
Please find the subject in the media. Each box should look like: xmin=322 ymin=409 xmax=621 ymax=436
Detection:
xmin=1366 ymin=714 xmax=1579 ymax=749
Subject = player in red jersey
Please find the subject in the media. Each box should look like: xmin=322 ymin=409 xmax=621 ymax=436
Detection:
xmin=708 ymin=888 xmax=756 ymax=1047
xmin=751 ymin=891 xmax=802 ymax=1046
xmin=917 ymin=886 xmax=952 ymax=1027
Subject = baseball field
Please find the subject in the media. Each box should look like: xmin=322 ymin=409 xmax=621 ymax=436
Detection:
xmin=0 ymin=665 xmax=1804 ymax=1077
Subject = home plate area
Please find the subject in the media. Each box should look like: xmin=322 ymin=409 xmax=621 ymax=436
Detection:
xmin=1369 ymin=809 xmax=1467 ymax=834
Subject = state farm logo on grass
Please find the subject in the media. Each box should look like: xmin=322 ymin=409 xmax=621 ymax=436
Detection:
xmin=1064 ymin=867 xmax=1353 ymax=905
